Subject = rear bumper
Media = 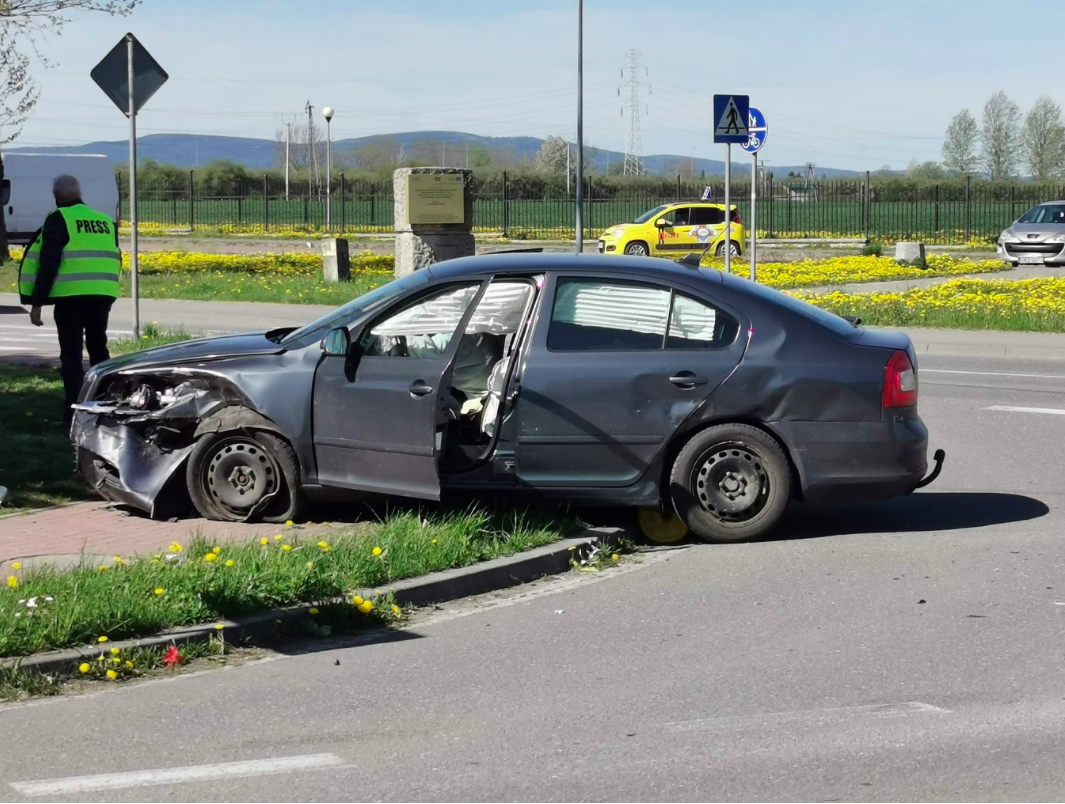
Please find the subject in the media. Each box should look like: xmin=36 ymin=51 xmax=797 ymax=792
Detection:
xmin=775 ymin=416 xmax=929 ymax=506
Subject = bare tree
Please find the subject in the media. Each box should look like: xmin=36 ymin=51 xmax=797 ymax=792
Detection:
xmin=941 ymin=109 xmax=979 ymax=175
xmin=0 ymin=0 xmax=139 ymax=259
xmin=1021 ymin=95 xmax=1065 ymax=180
xmin=980 ymin=91 xmax=1021 ymax=180
xmin=533 ymin=136 xmax=570 ymax=173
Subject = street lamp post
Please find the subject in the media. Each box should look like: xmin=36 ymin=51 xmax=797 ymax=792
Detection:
xmin=574 ymin=0 xmax=584 ymax=253
xmin=323 ymin=106 xmax=334 ymax=231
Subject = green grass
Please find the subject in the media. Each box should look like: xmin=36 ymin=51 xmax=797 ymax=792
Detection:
xmin=111 ymin=324 xmax=197 ymax=355
xmin=0 ymin=509 xmax=574 ymax=658
xmin=0 ymin=263 xmax=389 ymax=306
xmin=0 ymin=364 xmax=93 ymax=512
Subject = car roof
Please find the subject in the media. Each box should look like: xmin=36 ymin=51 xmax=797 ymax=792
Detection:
xmin=427 ymin=251 xmax=725 ymax=284
xmin=665 ymin=201 xmax=735 ymax=208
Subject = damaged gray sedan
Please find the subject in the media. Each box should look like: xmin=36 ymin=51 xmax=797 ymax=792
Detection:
xmin=72 ymin=253 xmax=942 ymax=543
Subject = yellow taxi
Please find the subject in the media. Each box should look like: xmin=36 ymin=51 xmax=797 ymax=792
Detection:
xmin=597 ymin=202 xmax=745 ymax=259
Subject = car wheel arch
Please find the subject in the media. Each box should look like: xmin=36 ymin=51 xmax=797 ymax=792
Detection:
xmin=656 ymin=418 xmax=805 ymax=507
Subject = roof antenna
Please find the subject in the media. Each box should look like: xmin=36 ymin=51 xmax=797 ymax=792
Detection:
xmin=678 ymin=242 xmax=715 ymax=270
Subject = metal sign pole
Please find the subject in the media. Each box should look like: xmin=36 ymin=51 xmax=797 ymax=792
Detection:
xmin=750 ymin=151 xmax=757 ymax=281
xmin=724 ymin=142 xmax=731 ymax=276
xmin=126 ymin=34 xmax=139 ymax=339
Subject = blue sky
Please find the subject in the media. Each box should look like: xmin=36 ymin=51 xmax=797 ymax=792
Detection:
xmin=9 ymin=0 xmax=1064 ymax=170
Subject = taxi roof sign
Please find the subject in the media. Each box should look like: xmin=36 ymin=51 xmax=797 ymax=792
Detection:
xmin=713 ymin=94 xmax=749 ymax=144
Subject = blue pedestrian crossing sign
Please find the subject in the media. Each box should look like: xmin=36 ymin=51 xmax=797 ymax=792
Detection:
xmin=741 ymin=107 xmax=767 ymax=154
xmin=713 ymin=94 xmax=749 ymax=144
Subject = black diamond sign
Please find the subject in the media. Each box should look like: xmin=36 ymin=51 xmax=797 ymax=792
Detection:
xmin=90 ymin=33 xmax=168 ymax=116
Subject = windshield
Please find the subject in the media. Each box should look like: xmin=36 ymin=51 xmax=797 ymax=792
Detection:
xmin=1019 ymin=204 xmax=1065 ymax=224
xmin=633 ymin=204 xmax=670 ymax=224
xmin=281 ymin=271 xmax=430 ymax=345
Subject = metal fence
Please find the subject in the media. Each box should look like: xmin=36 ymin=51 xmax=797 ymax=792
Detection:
xmin=118 ymin=171 xmax=1065 ymax=245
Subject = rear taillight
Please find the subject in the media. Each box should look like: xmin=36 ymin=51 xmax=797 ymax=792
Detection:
xmin=883 ymin=350 xmax=918 ymax=408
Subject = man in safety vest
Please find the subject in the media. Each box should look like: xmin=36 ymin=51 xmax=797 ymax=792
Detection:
xmin=18 ymin=174 xmax=121 ymax=426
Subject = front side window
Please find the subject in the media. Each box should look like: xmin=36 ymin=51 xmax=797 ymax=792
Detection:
xmin=360 ymin=284 xmax=479 ymax=358
xmin=548 ymin=279 xmax=670 ymax=351
xmin=633 ymin=204 xmax=669 ymax=224
xmin=660 ymin=207 xmax=692 ymax=227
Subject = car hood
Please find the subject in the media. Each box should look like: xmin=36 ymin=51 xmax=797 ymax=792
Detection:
xmin=96 ymin=331 xmax=286 ymax=373
xmin=1005 ymin=223 xmax=1065 ymax=241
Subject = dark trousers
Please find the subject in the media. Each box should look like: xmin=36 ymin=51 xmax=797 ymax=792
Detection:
xmin=54 ymin=296 xmax=114 ymax=423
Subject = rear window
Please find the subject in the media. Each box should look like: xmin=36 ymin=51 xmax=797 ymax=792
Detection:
xmin=718 ymin=272 xmax=856 ymax=336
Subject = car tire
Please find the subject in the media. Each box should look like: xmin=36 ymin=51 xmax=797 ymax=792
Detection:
xmin=624 ymin=241 xmax=650 ymax=256
xmin=715 ymin=240 xmax=742 ymax=257
xmin=669 ymin=424 xmax=790 ymax=543
xmin=186 ymin=430 xmax=304 ymax=523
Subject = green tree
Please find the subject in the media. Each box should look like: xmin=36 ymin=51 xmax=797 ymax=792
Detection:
xmin=980 ymin=91 xmax=1021 ymax=179
xmin=942 ymin=109 xmax=979 ymax=175
xmin=468 ymin=143 xmax=492 ymax=168
xmin=1021 ymin=95 xmax=1065 ymax=180
xmin=533 ymin=136 xmax=570 ymax=173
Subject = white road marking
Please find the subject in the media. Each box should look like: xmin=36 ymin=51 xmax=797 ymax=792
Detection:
xmin=660 ymin=701 xmax=949 ymax=732
xmin=986 ymin=405 xmax=1065 ymax=416
xmin=924 ymin=368 xmax=1065 ymax=380
xmin=9 ymin=752 xmax=348 ymax=796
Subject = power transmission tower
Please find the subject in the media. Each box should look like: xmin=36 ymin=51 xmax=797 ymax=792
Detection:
xmin=306 ymin=100 xmax=322 ymax=200
xmin=804 ymin=162 xmax=817 ymax=194
xmin=620 ymin=49 xmax=650 ymax=176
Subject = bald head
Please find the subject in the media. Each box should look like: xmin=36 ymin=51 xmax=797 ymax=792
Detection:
xmin=52 ymin=175 xmax=81 ymax=206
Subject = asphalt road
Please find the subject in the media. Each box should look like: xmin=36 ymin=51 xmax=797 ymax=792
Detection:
xmin=2 ymin=352 xmax=1065 ymax=801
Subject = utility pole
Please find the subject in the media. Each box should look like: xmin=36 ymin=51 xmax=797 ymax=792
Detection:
xmin=279 ymin=114 xmax=296 ymax=201
xmin=566 ymin=140 xmax=571 ymax=195
xmin=620 ymin=48 xmax=649 ymax=176
xmin=306 ymin=100 xmax=321 ymax=199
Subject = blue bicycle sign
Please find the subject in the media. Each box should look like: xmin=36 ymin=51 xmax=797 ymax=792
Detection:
xmin=741 ymin=107 xmax=767 ymax=154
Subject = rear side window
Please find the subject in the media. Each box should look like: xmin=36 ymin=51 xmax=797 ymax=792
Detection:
xmin=725 ymin=273 xmax=856 ymax=336
xmin=548 ymin=279 xmax=670 ymax=351
xmin=690 ymin=207 xmax=724 ymax=226
xmin=360 ymin=284 xmax=479 ymax=357
xmin=668 ymin=294 xmax=739 ymax=349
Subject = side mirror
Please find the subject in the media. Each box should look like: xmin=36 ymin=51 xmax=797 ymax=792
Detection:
xmin=321 ymin=326 xmax=351 ymax=356
xmin=654 ymin=218 xmax=671 ymax=228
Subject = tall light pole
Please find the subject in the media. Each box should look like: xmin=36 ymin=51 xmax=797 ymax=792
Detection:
xmin=574 ymin=0 xmax=584 ymax=253
xmin=323 ymin=106 xmax=334 ymax=231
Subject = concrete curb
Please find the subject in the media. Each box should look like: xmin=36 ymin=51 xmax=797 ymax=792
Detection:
xmin=2 ymin=529 xmax=616 ymax=676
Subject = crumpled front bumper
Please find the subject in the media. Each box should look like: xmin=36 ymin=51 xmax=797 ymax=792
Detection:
xmin=71 ymin=378 xmax=229 ymax=518
xmin=73 ymin=411 xmax=195 ymax=516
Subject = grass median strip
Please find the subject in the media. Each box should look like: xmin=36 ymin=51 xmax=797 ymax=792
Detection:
xmin=795 ymin=277 xmax=1065 ymax=332
xmin=0 ymin=508 xmax=574 ymax=659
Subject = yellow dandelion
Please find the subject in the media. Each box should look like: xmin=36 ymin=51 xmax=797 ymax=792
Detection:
xmin=112 ymin=657 xmax=121 ymax=665
xmin=215 ymin=623 xmax=224 ymax=630
xmin=212 ymin=546 xmax=221 ymax=554
xmin=78 ymin=663 xmax=90 ymax=674
xmin=106 ymin=669 xmax=118 ymax=680
xmin=611 ymin=554 xmax=619 ymax=561
xmin=11 ymin=562 xmax=20 ymax=570
xmin=306 ymin=561 xmax=314 ymax=569
xmin=317 ymin=541 xmax=329 ymax=549
xmin=125 ymin=660 xmax=134 ymax=669
xmin=430 ymin=538 xmax=438 ymax=545
xmin=169 ymin=542 xmax=183 ymax=553
xmin=285 ymin=520 xmax=294 ymax=527
xmin=282 ymin=544 xmax=292 ymax=551
xmin=274 ymin=534 xmax=283 ymax=541
xmin=352 ymin=595 xmax=364 ymax=605
xmin=391 ymin=604 xmax=401 ymax=615
xmin=154 ymin=588 xmax=165 ymax=596
xmin=260 ymin=537 xmax=269 ymax=545
xmin=204 ymin=552 xmax=218 ymax=563
xmin=371 ymin=546 xmax=382 ymax=557
xmin=358 ymin=600 xmax=373 ymax=614
xmin=225 ymin=559 xmax=235 ymax=568
xmin=113 ymin=556 xmax=126 ymax=566
xmin=6 ymin=576 xmax=16 ymax=589
xmin=110 ymin=646 xmax=120 ymax=655
xmin=97 ymin=636 xmax=108 ymax=643
xmin=308 ymin=607 xmax=319 ymax=616
xmin=98 ymin=565 xmax=108 ymax=572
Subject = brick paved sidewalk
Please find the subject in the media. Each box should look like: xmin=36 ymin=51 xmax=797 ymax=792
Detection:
xmin=0 ymin=502 xmax=339 ymax=570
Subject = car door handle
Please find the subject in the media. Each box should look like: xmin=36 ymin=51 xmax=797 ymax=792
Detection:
xmin=409 ymin=381 xmax=434 ymax=397
xmin=669 ymin=372 xmax=709 ymax=388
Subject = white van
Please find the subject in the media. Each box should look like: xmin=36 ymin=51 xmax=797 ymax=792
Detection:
xmin=2 ymin=153 xmax=119 ymax=244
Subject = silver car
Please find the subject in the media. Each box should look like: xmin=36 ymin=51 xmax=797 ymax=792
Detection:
xmin=997 ymin=202 xmax=1065 ymax=266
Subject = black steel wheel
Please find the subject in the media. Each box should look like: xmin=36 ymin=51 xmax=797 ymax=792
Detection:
xmin=670 ymin=424 xmax=790 ymax=543
xmin=187 ymin=431 xmax=303 ymax=523
xmin=624 ymin=241 xmax=650 ymax=256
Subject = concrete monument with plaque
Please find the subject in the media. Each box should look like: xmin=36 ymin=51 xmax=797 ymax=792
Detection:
xmin=394 ymin=167 xmax=475 ymax=277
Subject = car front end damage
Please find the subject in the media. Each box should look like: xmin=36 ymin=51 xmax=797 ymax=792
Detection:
xmin=71 ymin=368 xmax=247 ymax=518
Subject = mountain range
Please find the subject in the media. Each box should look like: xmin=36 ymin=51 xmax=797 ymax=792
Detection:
xmin=5 ymin=131 xmax=867 ymax=179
